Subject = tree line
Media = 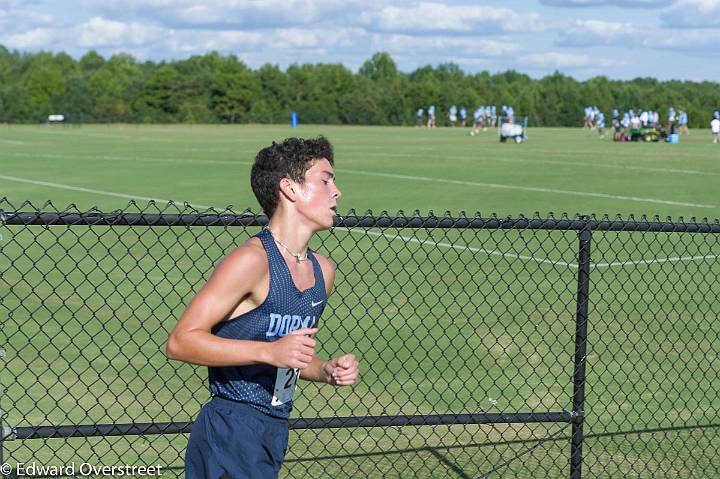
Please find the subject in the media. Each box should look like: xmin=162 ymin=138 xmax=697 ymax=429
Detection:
xmin=1 ymin=47 xmax=718 ymax=128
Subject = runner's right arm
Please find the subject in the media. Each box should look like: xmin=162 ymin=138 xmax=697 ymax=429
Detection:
xmin=166 ymin=243 xmax=316 ymax=369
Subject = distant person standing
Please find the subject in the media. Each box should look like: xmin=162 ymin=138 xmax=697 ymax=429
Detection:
xmin=583 ymin=107 xmax=592 ymax=128
xmin=678 ymin=110 xmax=689 ymax=135
xmin=470 ymin=107 xmax=483 ymax=136
xmin=459 ymin=106 xmax=467 ymax=127
xmin=596 ymin=111 xmax=606 ymax=139
xmin=667 ymin=107 xmax=677 ymax=133
xmin=712 ymin=112 xmax=720 ymax=144
xmin=415 ymin=107 xmax=425 ymax=127
xmin=621 ymin=112 xmax=631 ymax=139
xmin=448 ymin=105 xmax=458 ymax=127
xmin=427 ymin=105 xmax=436 ymax=128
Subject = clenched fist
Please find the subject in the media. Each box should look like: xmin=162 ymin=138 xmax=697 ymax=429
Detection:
xmin=323 ymin=353 xmax=359 ymax=386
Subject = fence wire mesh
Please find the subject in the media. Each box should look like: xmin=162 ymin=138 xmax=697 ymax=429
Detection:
xmin=0 ymin=198 xmax=719 ymax=478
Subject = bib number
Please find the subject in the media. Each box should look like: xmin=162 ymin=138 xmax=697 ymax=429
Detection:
xmin=271 ymin=367 xmax=299 ymax=406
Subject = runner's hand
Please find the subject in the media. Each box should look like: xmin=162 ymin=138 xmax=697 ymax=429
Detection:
xmin=323 ymin=354 xmax=359 ymax=386
xmin=268 ymin=328 xmax=317 ymax=369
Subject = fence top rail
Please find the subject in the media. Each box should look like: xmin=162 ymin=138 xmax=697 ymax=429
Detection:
xmin=2 ymin=210 xmax=720 ymax=233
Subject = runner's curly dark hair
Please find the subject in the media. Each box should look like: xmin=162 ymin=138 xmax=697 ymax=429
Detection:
xmin=251 ymin=136 xmax=334 ymax=218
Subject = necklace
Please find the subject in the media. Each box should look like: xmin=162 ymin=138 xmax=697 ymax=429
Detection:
xmin=267 ymin=227 xmax=308 ymax=262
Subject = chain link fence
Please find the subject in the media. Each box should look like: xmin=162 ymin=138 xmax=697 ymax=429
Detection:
xmin=1 ymin=198 xmax=719 ymax=478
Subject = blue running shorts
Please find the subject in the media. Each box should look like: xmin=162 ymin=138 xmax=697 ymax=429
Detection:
xmin=185 ymin=396 xmax=290 ymax=479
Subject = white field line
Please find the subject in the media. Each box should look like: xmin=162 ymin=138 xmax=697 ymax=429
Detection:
xmin=343 ymin=229 xmax=720 ymax=271
xmin=2 ymin=173 xmax=714 ymax=270
xmin=0 ymin=139 xmax=29 ymax=145
xmin=0 ymin=175 xmax=214 ymax=210
xmin=592 ymin=254 xmax=720 ymax=269
xmin=340 ymin=169 xmax=717 ymax=209
xmin=342 ymin=228 xmax=577 ymax=268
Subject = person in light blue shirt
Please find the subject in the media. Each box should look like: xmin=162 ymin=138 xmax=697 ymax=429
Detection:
xmin=415 ymin=107 xmax=424 ymax=128
xmin=448 ymin=105 xmax=458 ymax=127
xmin=459 ymin=106 xmax=467 ymax=127
xmin=427 ymin=105 xmax=436 ymax=128
xmin=621 ymin=113 xmax=630 ymax=136
xmin=678 ymin=110 xmax=689 ymax=135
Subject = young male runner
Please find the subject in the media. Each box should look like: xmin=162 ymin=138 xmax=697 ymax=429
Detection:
xmin=166 ymin=136 xmax=359 ymax=479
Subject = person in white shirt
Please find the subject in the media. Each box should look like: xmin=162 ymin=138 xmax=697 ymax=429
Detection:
xmin=678 ymin=110 xmax=689 ymax=135
xmin=711 ymin=112 xmax=720 ymax=144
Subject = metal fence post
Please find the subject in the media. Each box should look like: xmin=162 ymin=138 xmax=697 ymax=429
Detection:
xmin=570 ymin=221 xmax=592 ymax=479
xmin=1 ymin=209 xmax=5 ymax=478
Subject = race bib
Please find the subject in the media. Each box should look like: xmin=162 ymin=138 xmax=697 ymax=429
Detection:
xmin=271 ymin=367 xmax=300 ymax=406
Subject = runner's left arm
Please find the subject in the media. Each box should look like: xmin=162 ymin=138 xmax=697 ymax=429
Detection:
xmin=298 ymin=254 xmax=359 ymax=386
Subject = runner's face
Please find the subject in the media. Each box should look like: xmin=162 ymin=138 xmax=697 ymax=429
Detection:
xmin=295 ymin=158 xmax=340 ymax=230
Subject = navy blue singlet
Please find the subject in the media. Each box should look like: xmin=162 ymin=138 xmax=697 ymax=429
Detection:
xmin=208 ymin=228 xmax=327 ymax=419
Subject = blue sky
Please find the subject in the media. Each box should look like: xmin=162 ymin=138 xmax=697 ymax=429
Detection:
xmin=1 ymin=0 xmax=719 ymax=81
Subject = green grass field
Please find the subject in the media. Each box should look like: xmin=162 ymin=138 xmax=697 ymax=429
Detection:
xmin=1 ymin=123 xmax=719 ymax=217
xmin=1 ymin=124 xmax=720 ymax=478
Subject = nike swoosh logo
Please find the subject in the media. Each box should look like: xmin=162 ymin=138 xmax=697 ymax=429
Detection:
xmin=311 ymin=300 xmax=324 ymax=307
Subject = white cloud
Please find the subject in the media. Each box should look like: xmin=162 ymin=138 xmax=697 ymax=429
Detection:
xmin=556 ymin=19 xmax=635 ymax=46
xmin=661 ymin=0 xmax=720 ymax=27
xmin=3 ymin=27 xmax=57 ymax=49
xmin=541 ymin=0 xmax=669 ymax=7
xmin=1 ymin=16 xmax=165 ymax=52
xmin=360 ymin=2 xmax=544 ymax=34
xmin=520 ymin=51 xmax=623 ymax=68
xmin=97 ymin=0 xmax=360 ymax=30
xmin=376 ymin=34 xmax=520 ymax=57
xmin=652 ymin=28 xmax=720 ymax=52
xmin=555 ymin=18 xmax=720 ymax=54
xmin=76 ymin=17 xmax=164 ymax=48
xmin=0 ymin=3 xmax=61 ymax=36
